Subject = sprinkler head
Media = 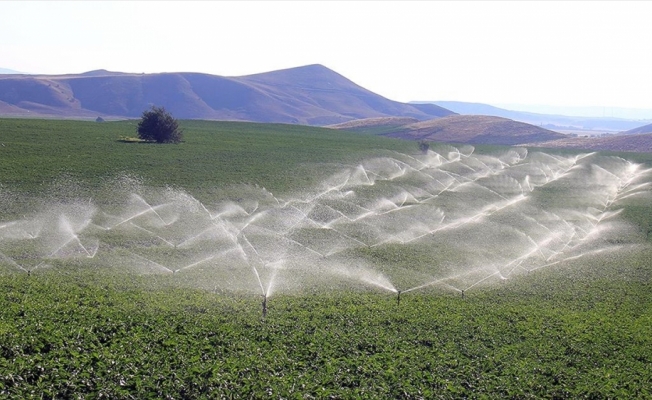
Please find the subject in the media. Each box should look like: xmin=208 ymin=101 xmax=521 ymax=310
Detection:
xmin=262 ymin=294 xmax=268 ymax=318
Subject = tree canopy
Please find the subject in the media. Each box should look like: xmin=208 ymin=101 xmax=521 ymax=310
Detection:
xmin=137 ymin=106 xmax=183 ymax=143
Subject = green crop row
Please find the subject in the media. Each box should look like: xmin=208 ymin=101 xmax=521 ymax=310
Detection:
xmin=1 ymin=258 xmax=650 ymax=398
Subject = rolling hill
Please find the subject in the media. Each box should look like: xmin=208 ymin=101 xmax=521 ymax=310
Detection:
xmin=327 ymin=116 xmax=420 ymax=132
xmin=525 ymin=132 xmax=652 ymax=153
xmin=361 ymin=115 xmax=568 ymax=146
xmin=329 ymin=114 xmax=652 ymax=152
xmin=0 ymin=65 xmax=454 ymax=125
xmin=623 ymin=122 xmax=652 ymax=135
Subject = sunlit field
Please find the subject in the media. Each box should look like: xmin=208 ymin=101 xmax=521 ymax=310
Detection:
xmin=1 ymin=118 xmax=651 ymax=398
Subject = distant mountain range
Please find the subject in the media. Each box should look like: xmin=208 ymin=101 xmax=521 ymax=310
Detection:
xmin=414 ymin=101 xmax=652 ymax=133
xmin=0 ymin=65 xmax=453 ymax=125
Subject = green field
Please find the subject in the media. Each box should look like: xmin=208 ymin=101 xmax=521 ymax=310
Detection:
xmin=0 ymin=118 xmax=651 ymax=398
xmin=0 ymin=119 xmax=414 ymax=200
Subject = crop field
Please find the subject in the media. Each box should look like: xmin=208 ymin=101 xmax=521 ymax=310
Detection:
xmin=0 ymin=118 xmax=651 ymax=398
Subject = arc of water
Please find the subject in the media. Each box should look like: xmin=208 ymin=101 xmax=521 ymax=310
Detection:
xmin=264 ymin=260 xmax=287 ymax=298
xmin=406 ymin=265 xmax=506 ymax=295
xmin=453 ymin=180 xmax=508 ymax=200
xmin=129 ymin=252 xmax=173 ymax=273
xmin=0 ymin=221 xmax=17 ymax=230
xmin=49 ymin=233 xmax=91 ymax=258
xmin=110 ymin=205 xmax=167 ymax=229
xmin=359 ymin=275 xmax=397 ymax=293
xmin=521 ymin=212 xmax=553 ymax=235
xmin=390 ymin=158 xmax=439 ymax=181
xmin=463 ymin=271 xmax=502 ymax=292
xmin=175 ymin=254 xmax=218 ymax=273
xmin=240 ymin=223 xmax=328 ymax=258
xmin=620 ymin=182 xmax=651 ymax=196
xmin=320 ymin=225 xmax=370 ymax=248
xmin=282 ymin=204 xmax=320 ymax=232
xmin=391 ymin=151 xmax=430 ymax=170
xmin=502 ymin=233 xmax=560 ymax=272
xmin=470 ymin=157 xmax=499 ymax=174
xmin=133 ymin=194 xmax=173 ymax=224
xmin=199 ymin=202 xmax=218 ymax=220
xmin=237 ymin=232 xmax=267 ymax=295
xmin=402 ymin=276 xmax=462 ymax=294
xmin=523 ymin=175 xmax=533 ymax=192
xmin=616 ymin=191 xmax=651 ymax=202
xmin=236 ymin=211 xmax=268 ymax=234
xmin=504 ymin=260 xmax=529 ymax=277
xmin=0 ymin=251 xmax=29 ymax=273
xmin=128 ymin=222 xmax=175 ymax=248
xmin=397 ymin=193 xmax=528 ymax=247
xmin=176 ymin=225 xmax=219 ymax=248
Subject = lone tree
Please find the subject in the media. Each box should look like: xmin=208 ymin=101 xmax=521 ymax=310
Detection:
xmin=137 ymin=106 xmax=183 ymax=143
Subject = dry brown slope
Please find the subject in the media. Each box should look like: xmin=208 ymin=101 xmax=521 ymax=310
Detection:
xmin=387 ymin=115 xmax=567 ymax=146
xmin=327 ymin=117 xmax=420 ymax=130
xmin=525 ymin=133 xmax=652 ymax=153
xmin=623 ymin=123 xmax=652 ymax=135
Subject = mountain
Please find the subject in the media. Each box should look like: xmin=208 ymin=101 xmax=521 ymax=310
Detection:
xmin=381 ymin=115 xmax=567 ymax=146
xmin=413 ymin=101 xmax=652 ymax=133
xmin=0 ymin=65 xmax=454 ymax=125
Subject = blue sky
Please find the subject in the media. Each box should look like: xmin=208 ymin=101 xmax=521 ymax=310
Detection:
xmin=2 ymin=1 xmax=651 ymax=114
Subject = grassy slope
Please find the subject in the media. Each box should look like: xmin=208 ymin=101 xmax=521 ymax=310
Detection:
xmin=0 ymin=118 xmax=413 ymax=200
xmin=0 ymin=118 xmax=651 ymax=398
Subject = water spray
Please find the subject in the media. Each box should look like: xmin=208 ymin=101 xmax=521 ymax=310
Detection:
xmin=1 ymin=147 xmax=646 ymax=299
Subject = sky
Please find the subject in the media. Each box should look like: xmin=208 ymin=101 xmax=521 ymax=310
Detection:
xmin=2 ymin=1 xmax=652 ymax=117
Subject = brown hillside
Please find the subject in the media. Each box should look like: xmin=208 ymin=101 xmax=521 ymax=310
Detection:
xmin=327 ymin=117 xmax=420 ymax=130
xmin=623 ymin=122 xmax=652 ymax=135
xmin=0 ymin=64 xmax=455 ymax=125
xmin=387 ymin=115 xmax=567 ymax=146
xmin=525 ymin=133 xmax=652 ymax=153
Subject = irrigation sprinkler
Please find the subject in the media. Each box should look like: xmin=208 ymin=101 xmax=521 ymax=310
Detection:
xmin=397 ymin=290 xmax=401 ymax=306
xmin=460 ymin=289 xmax=465 ymax=298
xmin=262 ymin=294 xmax=268 ymax=318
